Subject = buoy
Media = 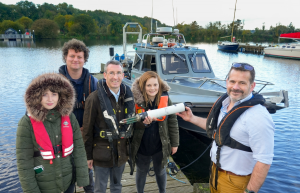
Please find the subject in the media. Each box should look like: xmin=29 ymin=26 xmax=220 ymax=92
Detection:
xmin=168 ymin=43 xmax=176 ymax=47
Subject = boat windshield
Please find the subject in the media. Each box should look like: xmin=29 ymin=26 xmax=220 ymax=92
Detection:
xmin=160 ymin=54 xmax=188 ymax=75
xmin=188 ymin=54 xmax=211 ymax=73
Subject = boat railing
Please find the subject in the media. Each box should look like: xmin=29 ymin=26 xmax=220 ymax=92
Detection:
xmin=141 ymin=32 xmax=187 ymax=49
xmin=170 ymin=76 xmax=274 ymax=93
xmin=123 ymin=22 xmax=143 ymax=61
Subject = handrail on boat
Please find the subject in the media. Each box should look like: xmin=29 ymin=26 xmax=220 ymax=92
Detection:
xmin=141 ymin=32 xmax=187 ymax=49
xmin=170 ymin=76 xmax=274 ymax=93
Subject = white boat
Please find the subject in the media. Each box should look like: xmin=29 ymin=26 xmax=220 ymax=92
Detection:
xmin=264 ymin=32 xmax=300 ymax=60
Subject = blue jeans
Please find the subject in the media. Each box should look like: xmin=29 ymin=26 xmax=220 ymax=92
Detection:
xmin=83 ymin=168 xmax=94 ymax=193
xmin=94 ymin=164 xmax=125 ymax=193
xmin=64 ymin=183 xmax=75 ymax=193
xmin=135 ymin=151 xmax=167 ymax=193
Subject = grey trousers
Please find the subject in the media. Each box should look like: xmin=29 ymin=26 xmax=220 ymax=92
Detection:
xmin=94 ymin=164 xmax=125 ymax=193
xmin=135 ymin=151 xmax=167 ymax=193
xmin=83 ymin=168 xmax=94 ymax=193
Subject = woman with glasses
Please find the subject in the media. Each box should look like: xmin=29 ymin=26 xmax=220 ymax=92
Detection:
xmin=16 ymin=73 xmax=89 ymax=193
xmin=130 ymin=71 xmax=179 ymax=193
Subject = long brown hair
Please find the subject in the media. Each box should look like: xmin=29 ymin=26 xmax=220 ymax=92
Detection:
xmin=138 ymin=71 xmax=164 ymax=107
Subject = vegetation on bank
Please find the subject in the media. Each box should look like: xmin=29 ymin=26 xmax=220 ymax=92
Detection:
xmin=0 ymin=1 xmax=299 ymax=42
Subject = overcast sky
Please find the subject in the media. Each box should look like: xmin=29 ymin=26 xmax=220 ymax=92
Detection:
xmin=2 ymin=0 xmax=300 ymax=30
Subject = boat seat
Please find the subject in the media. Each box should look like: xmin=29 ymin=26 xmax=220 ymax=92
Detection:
xmin=151 ymin=64 xmax=157 ymax=71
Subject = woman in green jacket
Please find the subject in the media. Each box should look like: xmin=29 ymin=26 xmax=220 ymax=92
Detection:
xmin=16 ymin=73 xmax=89 ymax=193
xmin=131 ymin=71 xmax=179 ymax=193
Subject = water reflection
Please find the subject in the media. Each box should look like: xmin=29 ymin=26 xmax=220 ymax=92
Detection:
xmin=0 ymin=39 xmax=300 ymax=192
xmin=0 ymin=40 xmax=36 ymax=48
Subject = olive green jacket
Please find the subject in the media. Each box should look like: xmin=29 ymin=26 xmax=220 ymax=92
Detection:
xmin=130 ymin=77 xmax=179 ymax=169
xmin=16 ymin=111 xmax=89 ymax=193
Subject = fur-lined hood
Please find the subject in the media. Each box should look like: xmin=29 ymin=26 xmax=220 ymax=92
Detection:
xmin=25 ymin=73 xmax=75 ymax=121
xmin=131 ymin=76 xmax=170 ymax=104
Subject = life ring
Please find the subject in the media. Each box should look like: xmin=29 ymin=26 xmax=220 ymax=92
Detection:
xmin=168 ymin=43 xmax=176 ymax=47
xmin=158 ymin=43 xmax=163 ymax=47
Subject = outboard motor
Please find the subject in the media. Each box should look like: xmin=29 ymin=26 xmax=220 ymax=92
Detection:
xmin=109 ymin=47 xmax=114 ymax=60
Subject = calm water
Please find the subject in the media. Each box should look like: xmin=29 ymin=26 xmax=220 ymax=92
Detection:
xmin=0 ymin=39 xmax=299 ymax=192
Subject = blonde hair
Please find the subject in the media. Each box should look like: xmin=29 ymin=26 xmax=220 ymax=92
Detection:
xmin=138 ymin=71 xmax=164 ymax=107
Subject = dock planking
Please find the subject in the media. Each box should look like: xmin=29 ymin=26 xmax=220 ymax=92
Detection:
xmin=75 ymin=158 xmax=193 ymax=193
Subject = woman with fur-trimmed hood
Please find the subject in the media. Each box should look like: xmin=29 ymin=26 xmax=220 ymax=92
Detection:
xmin=16 ymin=73 xmax=89 ymax=193
xmin=130 ymin=71 xmax=179 ymax=193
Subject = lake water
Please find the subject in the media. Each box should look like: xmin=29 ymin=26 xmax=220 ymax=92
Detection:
xmin=0 ymin=39 xmax=299 ymax=192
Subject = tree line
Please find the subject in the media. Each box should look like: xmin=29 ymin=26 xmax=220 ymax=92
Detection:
xmin=0 ymin=1 xmax=299 ymax=42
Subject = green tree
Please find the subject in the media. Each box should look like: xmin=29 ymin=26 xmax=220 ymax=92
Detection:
xmin=110 ymin=19 xmax=122 ymax=35
xmin=69 ymin=14 xmax=96 ymax=36
xmin=54 ymin=14 xmax=65 ymax=32
xmin=16 ymin=1 xmax=37 ymax=19
xmin=31 ymin=19 xmax=59 ymax=38
xmin=0 ymin=20 xmax=24 ymax=33
xmin=16 ymin=16 xmax=33 ymax=29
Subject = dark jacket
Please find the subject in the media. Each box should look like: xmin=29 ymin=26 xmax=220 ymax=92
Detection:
xmin=16 ymin=73 xmax=89 ymax=193
xmin=130 ymin=77 xmax=179 ymax=169
xmin=82 ymin=80 xmax=132 ymax=167
xmin=59 ymin=65 xmax=98 ymax=127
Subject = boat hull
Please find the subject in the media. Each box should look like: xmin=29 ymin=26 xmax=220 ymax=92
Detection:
xmin=264 ymin=48 xmax=300 ymax=60
xmin=218 ymin=44 xmax=239 ymax=52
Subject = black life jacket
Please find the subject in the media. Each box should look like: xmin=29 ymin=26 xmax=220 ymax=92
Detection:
xmin=206 ymin=92 xmax=265 ymax=152
xmin=59 ymin=65 xmax=93 ymax=109
xmin=207 ymin=92 xmax=265 ymax=190
xmin=96 ymin=79 xmax=135 ymax=139
xmin=96 ymin=79 xmax=136 ymax=179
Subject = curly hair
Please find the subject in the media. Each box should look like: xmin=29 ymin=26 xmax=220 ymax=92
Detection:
xmin=62 ymin=39 xmax=90 ymax=63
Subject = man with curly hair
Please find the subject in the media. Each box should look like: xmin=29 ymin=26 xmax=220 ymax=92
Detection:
xmin=59 ymin=39 xmax=97 ymax=193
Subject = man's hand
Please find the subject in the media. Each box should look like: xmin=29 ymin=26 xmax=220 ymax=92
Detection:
xmin=87 ymin=160 xmax=93 ymax=169
xmin=246 ymin=161 xmax=271 ymax=193
xmin=176 ymin=107 xmax=193 ymax=122
xmin=80 ymin=127 xmax=83 ymax=136
xmin=171 ymin=147 xmax=178 ymax=155
xmin=176 ymin=107 xmax=207 ymax=130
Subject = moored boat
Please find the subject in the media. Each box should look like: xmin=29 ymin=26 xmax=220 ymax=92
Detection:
xmin=217 ymin=40 xmax=239 ymax=52
xmin=105 ymin=22 xmax=289 ymax=136
xmin=264 ymin=32 xmax=300 ymax=60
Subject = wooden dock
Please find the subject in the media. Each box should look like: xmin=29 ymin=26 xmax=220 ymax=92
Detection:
xmin=0 ymin=34 xmax=33 ymax=41
xmin=238 ymin=43 xmax=267 ymax=54
xmin=75 ymin=158 xmax=193 ymax=193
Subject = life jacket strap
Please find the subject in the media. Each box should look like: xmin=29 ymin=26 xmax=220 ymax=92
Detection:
xmin=33 ymin=145 xmax=62 ymax=157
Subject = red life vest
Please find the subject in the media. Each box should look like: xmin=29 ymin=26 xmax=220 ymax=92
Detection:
xmin=29 ymin=116 xmax=74 ymax=163
xmin=135 ymin=95 xmax=168 ymax=121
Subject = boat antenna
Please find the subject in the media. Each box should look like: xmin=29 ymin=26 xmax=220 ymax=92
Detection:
xmin=176 ymin=7 xmax=178 ymax=25
xmin=231 ymin=0 xmax=238 ymax=42
xmin=151 ymin=0 xmax=153 ymax=33
xmin=172 ymin=0 xmax=175 ymax=27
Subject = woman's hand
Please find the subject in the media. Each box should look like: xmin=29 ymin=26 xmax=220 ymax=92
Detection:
xmin=143 ymin=116 xmax=156 ymax=125
xmin=171 ymin=147 xmax=178 ymax=155
xmin=142 ymin=110 xmax=157 ymax=125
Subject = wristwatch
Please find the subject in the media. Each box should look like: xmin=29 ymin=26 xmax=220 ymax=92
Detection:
xmin=245 ymin=188 xmax=255 ymax=193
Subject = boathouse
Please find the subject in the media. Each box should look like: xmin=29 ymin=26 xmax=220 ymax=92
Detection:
xmin=0 ymin=28 xmax=33 ymax=41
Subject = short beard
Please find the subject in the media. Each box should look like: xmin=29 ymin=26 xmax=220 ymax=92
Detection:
xmin=228 ymin=89 xmax=244 ymax=102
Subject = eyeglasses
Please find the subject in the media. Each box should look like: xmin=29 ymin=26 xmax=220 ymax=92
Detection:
xmin=107 ymin=71 xmax=123 ymax=77
xmin=232 ymin=63 xmax=254 ymax=71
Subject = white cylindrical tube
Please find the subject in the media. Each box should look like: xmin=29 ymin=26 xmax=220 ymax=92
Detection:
xmin=146 ymin=103 xmax=185 ymax=118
